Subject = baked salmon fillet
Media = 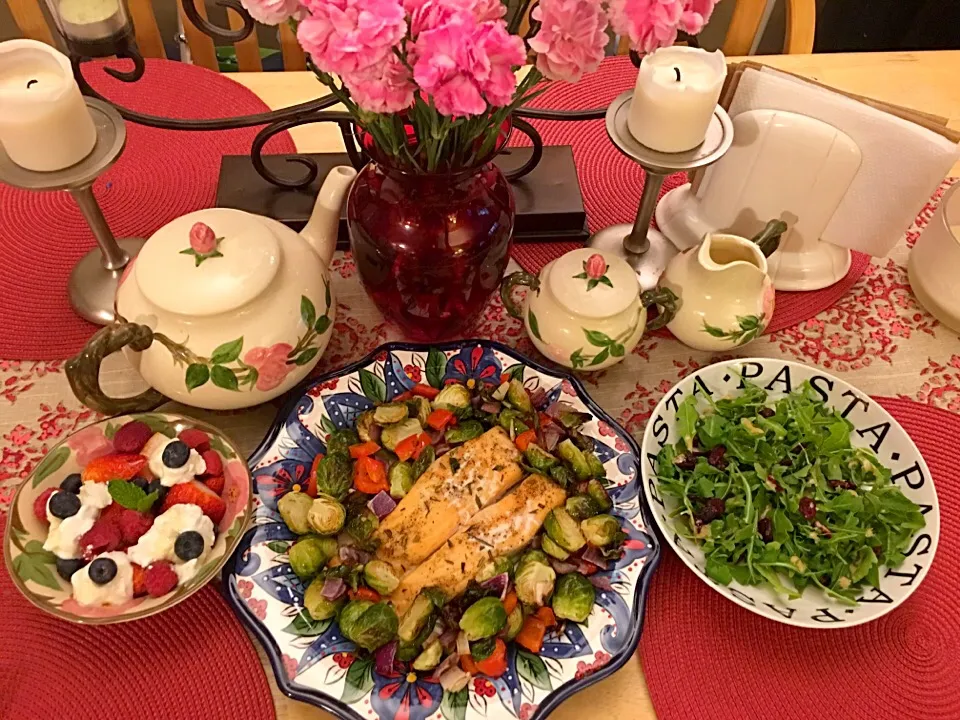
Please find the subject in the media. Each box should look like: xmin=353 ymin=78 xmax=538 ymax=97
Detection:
xmin=373 ymin=426 xmax=523 ymax=575
xmin=390 ymin=474 xmax=566 ymax=615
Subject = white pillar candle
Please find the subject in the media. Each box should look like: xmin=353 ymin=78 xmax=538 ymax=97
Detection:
xmin=0 ymin=39 xmax=97 ymax=172
xmin=628 ymin=47 xmax=727 ymax=153
xmin=54 ymin=0 xmax=126 ymax=42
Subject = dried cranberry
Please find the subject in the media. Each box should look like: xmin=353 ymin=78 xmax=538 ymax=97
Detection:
xmin=757 ymin=517 xmax=773 ymax=543
xmin=674 ymin=454 xmax=697 ymax=471
xmin=707 ymin=445 xmax=727 ymax=469
xmin=767 ymin=475 xmax=784 ymax=493
xmin=798 ymin=497 xmax=817 ymax=520
xmin=829 ymin=479 xmax=857 ymax=490
xmin=779 ymin=458 xmax=792 ymax=467
xmin=696 ymin=497 xmax=726 ymax=525
xmin=872 ymin=545 xmax=883 ymax=559
xmin=758 ymin=407 xmax=775 ymax=418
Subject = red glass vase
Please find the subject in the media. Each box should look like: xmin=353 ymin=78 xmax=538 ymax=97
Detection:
xmin=346 ymin=141 xmax=515 ymax=341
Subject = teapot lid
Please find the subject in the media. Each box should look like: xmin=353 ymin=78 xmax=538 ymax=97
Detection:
xmin=135 ymin=209 xmax=280 ymax=317
xmin=548 ymin=248 xmax=639 ymax=318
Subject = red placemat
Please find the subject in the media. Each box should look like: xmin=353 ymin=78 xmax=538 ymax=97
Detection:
xmin=509 ymin=55 xmax=874 ymax=336
xmin=0 ymin=59 xmax=295 ymax=362
xmin=639 ymin=397 xmax=959 ymax=720
xmin=0 ymin=541 xmax=276 ymax=720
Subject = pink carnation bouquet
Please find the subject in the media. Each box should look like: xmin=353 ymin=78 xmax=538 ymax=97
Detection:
xmin=242 ymin=0 xmax=719 ymax=172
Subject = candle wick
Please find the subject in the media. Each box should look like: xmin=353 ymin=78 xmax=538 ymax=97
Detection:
xmin=26 ymin=79 xmax=38 ymax=89
xmin=674 ymin=67 xmax=681 ymax=82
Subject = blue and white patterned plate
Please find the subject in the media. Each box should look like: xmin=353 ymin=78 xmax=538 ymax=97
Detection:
xmin=223 ymin=340 xmax=660 ymax=720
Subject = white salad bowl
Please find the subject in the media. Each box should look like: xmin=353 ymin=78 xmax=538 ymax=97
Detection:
xmin=223 ymin=340 xmax=660 ymax=720
xmin=641 ymin=358 xmax=939 ymax=629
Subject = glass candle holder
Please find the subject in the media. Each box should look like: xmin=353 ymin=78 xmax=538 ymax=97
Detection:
xmin=44 ymin=0 xmax=134 ymax=57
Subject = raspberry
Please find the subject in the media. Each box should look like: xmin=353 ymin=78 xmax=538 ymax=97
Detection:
xmin=113 ymin=421 xmax=153 ymax=453
xmin=99 ymin=501 xmax=125 ymax=525
xmin=200 ymin=449 xmax=222 ymax=477
xmin=33 ymin=487 xmax=56 ymax=524
xmin=117 ymin=509 xmax=154 ymax=546
xmin=203 ymin=474 xmax=225 ymax=494
xmin=78 ymin=519 xmax=122 ymax=560
xmin=178 ymin=428 xmax=210 ymax=450
xmin=144 ymin=561 xmax=178 ymax=597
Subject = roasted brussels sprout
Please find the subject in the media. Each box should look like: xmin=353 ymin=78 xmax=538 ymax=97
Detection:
xmin=581 ymin=514 xmax=624 ymax=547
xmin=412 ymin=639 xmax=443 ymax=671
xmin=408 ymin=396 xmax=432 ymax=426
xmin=397 ymin=640 xmax=421 ymax=662
xmin=307 ymin=494 xmax=346 ymax=536
xmin=565 ymin=494 xmax=601 ymax=521
xmin=586 ymin=479 xmax=613 ymax=512
xmin=381 ymin=418 xmax=423 ymax=451
xmin=339 ymin=600 xmax=399 ymax=651
xmin=356 ymin=411 xmax=378 ymax=443
xmin=388 ymin=461 xmax=415 ymax=499
xmin=556 ymin=407 xmax=591 ymax=429
xmin=498 ymin=409 xmax=530 ymax=436
xmin=314 ymin=453 xmax=353 ymax=500
xmin=524 ymin=444 xmax=558 ymax=473
xmin=326 ymin=428 xmax=360 ymax=457
xmin=411 ymin=445 xmax=435 ymax=480
xmin=288 ymin=536 xmax=338 ymax=579
xmin=544 ymin=507 xmax=587 ymax=552
xmin=346 ymin=507 xmax=379 ymax=544
xmin=304 ymin=577 xmax=346 ymax=620
xmin=459 ymin=597 xmax=507 ymax=640
xmin=433 ymin=384 xmax=472 ymax=409
xmin=278 ymin=491 xmax=313 ymax=534
xmin=363 ymin=559 xmax=400 ymax=595
xmin=470 ymin=637 xmax=497 ymax=661
xmin=422 ymin=586 xmax=447 ymax=608
xmin=541 ymin=535 xmax=570 ymax=561
xmin=506 ymin=379 xmax=533 ymax=413
xmin=374 ymin=402 xmax=410 ymax=424
xmin=551 ymin=572 xmax=596 ymax=622
xmin=475 ymin=555 xmax=515 ymax=583
xmin=445 ymin=420 xmax=484 ymax=444
xmin=557 ymin=439 xmax=592 ymax=481
xmin=585 ymin=451 xmax=606 ymax=479
xmin=514 ymin=550 xmax=556 ymax=607
xmin=549 ymin=464 xmax=576 ymax=488
xmin=504 ymin=606 xmax=524 ymax=641
xmin=398 ymin=592 xmax=436 ymax=643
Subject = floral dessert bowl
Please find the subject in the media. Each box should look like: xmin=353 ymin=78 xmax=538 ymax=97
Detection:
xmin=5 ymin=413 xmax=252 ymax=624
xmin=223 ymin=340 xmax=660 ymax=720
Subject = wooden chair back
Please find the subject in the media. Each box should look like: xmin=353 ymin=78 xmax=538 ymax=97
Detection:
xmin=5 ymin=0 xmax=306 ymax=72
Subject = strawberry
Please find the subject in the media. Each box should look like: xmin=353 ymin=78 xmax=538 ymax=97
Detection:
xmin=132 ymin=563 xmax=147 ymax=597
xmin=82 ymin=454 xmax=147 ymax=483
xmin=33 ymin=487 xmax=56 ymax=524
xmin=78 ymin=519 xmax=122 ymax=560
xmin=178 ymin=428 xmax=210 ymax=450
xmin=144 ymin=562 xmax=178 ymax=597
xmin=200 ymin=449 xmax=222 ymax=477
xmin=203 ymin=474 xmax=225 ymax=495
xmin=113 ymin=421 xmax=153 ymax=453
xmin=117 ymin=508 xmax=154 ymax=546
xmin=161 ymin=480 xmax=226 ymax=524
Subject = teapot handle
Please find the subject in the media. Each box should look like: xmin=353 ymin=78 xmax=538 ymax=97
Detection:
xmin=641 ymin=287 xmax=680 ymax=331
xmin=751 ymin=219 xmax=789 ymax=257
xmin=66 ymin=323 xmax=167 ymax=415
xmin=500 ymin=271 xmax=540 ymax=319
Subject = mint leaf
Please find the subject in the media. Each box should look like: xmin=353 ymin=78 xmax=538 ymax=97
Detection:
xmin=138 ymin=490 xmax=159 ymax=513
xmin=108 ymin=479 xmax=148 ymax=510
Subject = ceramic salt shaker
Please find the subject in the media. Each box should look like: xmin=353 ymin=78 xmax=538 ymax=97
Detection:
xmin=500 ymin=248 xmax=677 ymax=370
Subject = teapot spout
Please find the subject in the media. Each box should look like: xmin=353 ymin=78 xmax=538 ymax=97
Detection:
xmin=301 ymin=166 xmax=358 ymax=266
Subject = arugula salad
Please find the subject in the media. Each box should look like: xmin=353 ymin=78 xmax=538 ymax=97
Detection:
xmin=656 ymin=382 xmax=925 ymax=605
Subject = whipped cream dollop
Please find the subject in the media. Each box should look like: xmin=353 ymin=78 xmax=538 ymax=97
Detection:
xmin=71 ymin=551 xmax=134 ymax=606
xmin=43 ymin=482 xmax=112 ymax=559
xmin=127 ymin=503 xmax=215 ymax=582
xmin=147 ymin=438 xmax=206 ymax=487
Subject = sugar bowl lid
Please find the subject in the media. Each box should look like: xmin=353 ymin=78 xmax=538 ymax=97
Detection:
xmin=135 ymin=209 xmax=280 ymax=317
xmin=548 ymin=248 xmax=639 ymax=318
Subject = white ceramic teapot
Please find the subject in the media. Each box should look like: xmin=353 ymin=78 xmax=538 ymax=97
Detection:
xmin=500 ymin=248 xmax=677 ymax=371
xmin=67 ymin=166 xmax=358 ymax=414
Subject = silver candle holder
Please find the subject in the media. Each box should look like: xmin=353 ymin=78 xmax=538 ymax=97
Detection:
xmin=588 ymin=90 xmax=734 ymax=291
xmin=0 ymin=97 xmax=144 ymax=324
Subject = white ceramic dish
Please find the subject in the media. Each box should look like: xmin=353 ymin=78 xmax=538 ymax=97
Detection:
xmin=640 ymin=358 xmax=939 ymax=629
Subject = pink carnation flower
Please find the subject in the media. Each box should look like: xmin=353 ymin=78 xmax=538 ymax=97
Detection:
xmin=404 ymin=0 xmax=505 ymax=36
xmin=528 ymin=0 xmax=608 ymax=82
xmin=680 ymin=0 xmax=719 ymax=34
xmin=413 ymin=15 xmax=525 ymax=116
xmin=608 ymin=0 xmax=702 ymax=54
xmin=298 ymin=0 xmax=406 ymax=76
xmin=240 ymin=0 xmax=299 ymax=25
xmin=344 ymin=55 xmax=416 ymax=113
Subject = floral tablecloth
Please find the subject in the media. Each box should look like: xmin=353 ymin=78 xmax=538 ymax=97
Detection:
xmin=1 ymin=183 xmax=958 ymax=514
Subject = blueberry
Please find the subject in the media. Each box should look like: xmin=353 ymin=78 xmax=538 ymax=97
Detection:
xmin=56 ymin=557 xmax=87 ymax=581
xmin=162 ymin=440 xmax=191 ymax=469
xmin=49 ymin=491 xmax=81 ymax=519
xmin=132 ymin=477 xmax=149 ymax=492
xmin=174 ymin=530 xmax=205 ymax=561
xmin=59 ymin=473 xmax=82 ymax=494
xmin=147 ymin=479 xmax=168 ymax=504
xmin=88 ymin=557 xmax=118 ymax=585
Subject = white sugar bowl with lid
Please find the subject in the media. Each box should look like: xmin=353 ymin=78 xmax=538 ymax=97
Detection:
xmin=66 ymin=166 xmax=358 ymax=414
xmin=500 ymin=248 xmax=678 ymax=370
